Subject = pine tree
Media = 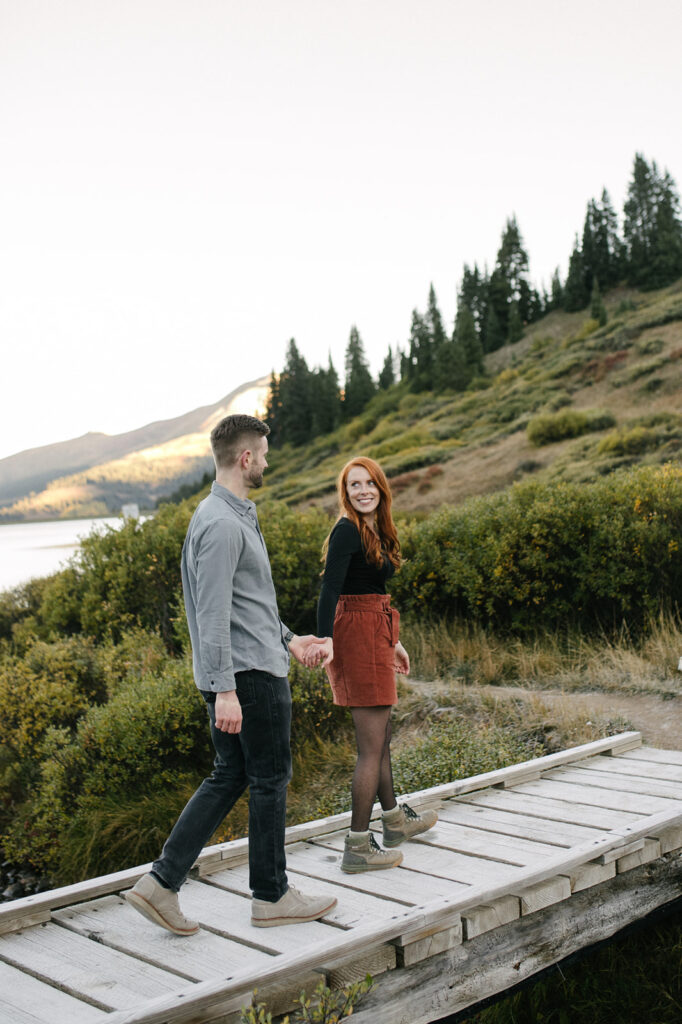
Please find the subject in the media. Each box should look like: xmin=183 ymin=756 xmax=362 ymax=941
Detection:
xmin=453 ymin=304 xmax=484 ymax=376
xmin=310 ymin=356 xmax=342 ymax=435
xmin=581 ymin=202 xmax=596 ymax=295
xmin=563 ymin=237 xmax=589 ymax=311
xmin=343 ymin=326 xmax=375 ymax=419
xmin=264 ymin=370 xmax=282 ymax=444
xmin=432 ymin=338 xmax=469 ymax=392
xmin=507 ymin=301 xmax=523 ymax=344
xmin=486 ymin=268 xmax=510 ymax=349
xmin=495 ymin=216 xmax=532 ymax=321
xmin=550 ymin=268 xmax=564 ymax=311
xmin=278 ymin=339 xmax=313 ymax=446
xmin=378 ymin=346 xmax=396 ymax=389
xmin=590 ymin=278 xmax=608 ymax=327
xmin=582 ymin=190 xmax=623 ymax=295
xmin=483 ymin=303 xmax=505 ymax=353
xmin=623 ymin=153 xmax=682 ymax=289
xmin=407 ymin=309 xmax=431 ymax=392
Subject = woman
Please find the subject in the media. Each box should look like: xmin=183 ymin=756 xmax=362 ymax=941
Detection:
xmin=311 ymin=456 xmax=437 ymax=873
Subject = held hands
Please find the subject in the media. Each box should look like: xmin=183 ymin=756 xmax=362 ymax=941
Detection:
xmin=289 ymin=634 xmax=334 ymax=668
xmin=394 ymin=641 xmax=410 ymax=675
xmin=215 ymin=689 xmax=243 ymax=733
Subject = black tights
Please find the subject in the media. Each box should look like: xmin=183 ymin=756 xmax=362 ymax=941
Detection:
xmin=349 ymin=706 xmax=397 ymax=832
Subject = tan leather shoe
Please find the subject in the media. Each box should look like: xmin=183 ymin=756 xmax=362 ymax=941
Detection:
xmin=251 ymin=885 xmax=337 ymax=927
xmin=125 ymin=873 xmax=199 ymax=935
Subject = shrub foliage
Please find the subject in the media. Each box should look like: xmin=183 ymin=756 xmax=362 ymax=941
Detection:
xmin=391 ymin=464 xmax=682 ymax=634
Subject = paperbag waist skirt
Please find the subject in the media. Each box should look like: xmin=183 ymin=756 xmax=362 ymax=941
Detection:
xmin=326 ymin=593 xmax=399 ymax=707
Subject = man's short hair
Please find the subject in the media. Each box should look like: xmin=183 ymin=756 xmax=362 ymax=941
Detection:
xmin=210 ymin=414 xmax=270 ymax=469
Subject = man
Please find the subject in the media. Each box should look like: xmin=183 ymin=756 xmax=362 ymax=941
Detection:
xmin=126 ymin=414 xmax=335 ymax=932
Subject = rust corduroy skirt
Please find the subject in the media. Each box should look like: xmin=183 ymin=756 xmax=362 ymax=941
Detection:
xmin=325 ymin=594 xmax=400 ymax=707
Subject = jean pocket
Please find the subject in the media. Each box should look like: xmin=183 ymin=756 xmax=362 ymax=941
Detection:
xmin=235 ymin=673 xmax=257 ymax=709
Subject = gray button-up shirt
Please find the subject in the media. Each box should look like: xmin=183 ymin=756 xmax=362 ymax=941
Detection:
xmin=181 ymin=482 xmax=290 ymax=692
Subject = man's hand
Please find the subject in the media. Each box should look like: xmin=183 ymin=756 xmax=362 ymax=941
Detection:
xmin=289 ymin=634 xmax=334 ymax=668
xmin=215 ymin=689 xmax=243 ymax=733
xmin=394 ymin=641 xmax=410 ymax=675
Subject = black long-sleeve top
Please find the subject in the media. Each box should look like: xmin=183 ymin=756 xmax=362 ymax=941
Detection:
xmin=317 ymin=517 xmax=395 ymax=637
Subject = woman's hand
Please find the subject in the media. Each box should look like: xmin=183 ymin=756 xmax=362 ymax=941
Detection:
xmin=290 ymin=634 xmax=334 ymax=668
xmin=394 ymin=641 xmax=410 ymax=675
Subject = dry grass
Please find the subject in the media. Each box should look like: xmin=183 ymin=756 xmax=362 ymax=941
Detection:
xmin=401 ymin=614 xmax=682 ymax=696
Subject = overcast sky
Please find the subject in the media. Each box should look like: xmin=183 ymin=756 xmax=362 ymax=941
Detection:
xmin=1 ymin=0 xmax=681 ymax=461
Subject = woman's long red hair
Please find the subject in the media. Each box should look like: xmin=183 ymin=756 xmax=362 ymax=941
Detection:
xmin=323 ymin=456 xmax=401 ymax=570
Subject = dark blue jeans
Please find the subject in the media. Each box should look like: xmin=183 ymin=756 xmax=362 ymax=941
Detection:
xmin=151 ymin=670 xmax=292 ymax=902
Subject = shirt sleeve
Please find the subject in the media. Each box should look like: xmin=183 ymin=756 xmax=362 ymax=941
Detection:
xmin=317 ymin=519 xmax=360 ymax=638
xmin=194 ymin=517 xmax=243 ymax=692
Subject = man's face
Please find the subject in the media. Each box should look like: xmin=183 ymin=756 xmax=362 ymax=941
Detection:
xmin=246 ymin=435 xmax=269 ymax=489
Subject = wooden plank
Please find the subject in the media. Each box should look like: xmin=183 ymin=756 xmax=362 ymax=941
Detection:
xmin=513 ymin=876 xmax=572 ymax=915
xmin=574 ymin=753 xmax=682 ymax=782
xmin=203 ymin=862 xmax=406 ymax=928
xmin=53 ymin=894 xmax=273 ymax=979
xmin=324 ymin=943 xmax=396 ymax=986
xmin=0 ymin=922 xmax=187 ymax=1011
xmin=174 ymin=879 xmax=338 ymax=953
xmin=0 ymin=733 xmax=642 ymax=934
xmin=547 ymin=765 xmax=682 ymax=801
xmin=569 ymin=859 xmax=615 ymax=893
xmin=647 ymin=823 xmax=682 ymax=854
xmin=617 ymin=838 xmax=662 ymax=873
xmin=372 ymin=818 xmax=559 ymax=865
xmin=439 ymin=801 xmax=601 ymax=846
xmin=512 ymin=778 xmax=682 ymax=815
xmin=0 ymin=959 xmax=107 ymax=1024
xmin=347 ymin=855 xmax=682 ymax=1024
xmin=619 ymin=746 xmax=682 ymax=766
xmin=287 ymin=840 xmax=464 ymax=902
xmin=314 ymin=831 xmax=518 ymax=887
xmin=462 ymin=788 xmax=643 ymax=830
xmin=598 ymin=838 xmax=645 ymax=864
xmin=394 ymin=732 xmax=642 ymax=807
xmin=395 ymin=924 xmax=462 ymax=967
xmin=462 ymin=896 xmax=520 ymax=939
xmin=101 ymin=808 xmax=682 ymax=1024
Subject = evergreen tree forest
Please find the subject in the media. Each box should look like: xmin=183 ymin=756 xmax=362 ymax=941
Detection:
xmin=266 ymin=153 xmax=682 ymax=447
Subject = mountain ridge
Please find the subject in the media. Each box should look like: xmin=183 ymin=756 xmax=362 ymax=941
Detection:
xmin=0 ymin=376 xmax=269 ymax=519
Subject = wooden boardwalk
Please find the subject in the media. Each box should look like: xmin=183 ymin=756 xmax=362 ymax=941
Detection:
xmin=2 ymin=731 xmax=682 ymax=1024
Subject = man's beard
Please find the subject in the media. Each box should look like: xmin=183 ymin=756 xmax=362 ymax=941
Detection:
xmin=247 ymin=468 xmax=264 ymax=489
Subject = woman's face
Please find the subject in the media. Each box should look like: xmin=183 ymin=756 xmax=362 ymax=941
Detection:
xmin=346 ymin=464 xmax=380 ymax=521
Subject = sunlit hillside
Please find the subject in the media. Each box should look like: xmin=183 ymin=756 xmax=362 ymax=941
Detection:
xmin=0 ymin=378 xmax=269 ymax=520
xmin=258 ymin=281 xmax=682 ymax=514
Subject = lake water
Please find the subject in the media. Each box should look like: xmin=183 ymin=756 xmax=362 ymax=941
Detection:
xmin=0 ymin=517 xmax=124 ymax=592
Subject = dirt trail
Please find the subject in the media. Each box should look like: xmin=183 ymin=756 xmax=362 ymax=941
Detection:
xmin=408 ymin=680 xmax=682 ymax=751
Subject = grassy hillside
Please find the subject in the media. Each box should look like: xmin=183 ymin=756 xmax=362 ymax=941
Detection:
xmin=259 ymin=281 xmax=682 ymax=514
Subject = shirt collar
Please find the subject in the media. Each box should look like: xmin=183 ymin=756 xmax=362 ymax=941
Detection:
xmin=211 ymin=481 xmax=256 ymax=517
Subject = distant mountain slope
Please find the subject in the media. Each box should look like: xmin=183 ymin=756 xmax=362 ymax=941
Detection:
xmin=0 ymin=376 xmax=269 ymax=520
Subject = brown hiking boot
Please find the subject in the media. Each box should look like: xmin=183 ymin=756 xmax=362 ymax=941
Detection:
xmin=382 ymin=802 xmax=438 ymax=847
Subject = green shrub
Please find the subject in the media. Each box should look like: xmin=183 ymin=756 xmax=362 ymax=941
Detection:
xmin=0 ymin=576 xmax=51 ymax=644
xmin=527 ymin=409 xmax=615 ymax=446
xmin=260 ymin=502 xmax=333 ymax=636
xmin=392 ymin=718 xmax=542 ymax=793
xmin=390 ymin=464 xmax=682 ymax=635
xmin=288 ymin=662 xmax=346 ymax=746
xmin=38 ymin=500 xmax=193 ymax=648
xmin=2 ymin=655 xmax=209 ymax=875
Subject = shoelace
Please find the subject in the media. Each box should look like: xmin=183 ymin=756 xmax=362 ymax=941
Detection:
xmin=403 ymin=804 xmax=420 ymax=821
xmin=368 ymin=832 xmax=394 ymax=856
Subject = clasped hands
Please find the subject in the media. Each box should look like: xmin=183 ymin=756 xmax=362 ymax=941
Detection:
xmin=290 ymin=633 xmax=334 ymax=669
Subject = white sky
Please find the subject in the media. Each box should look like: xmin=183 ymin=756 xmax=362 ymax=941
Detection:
xmin=1 ymin=0 xmax=681 ymax=461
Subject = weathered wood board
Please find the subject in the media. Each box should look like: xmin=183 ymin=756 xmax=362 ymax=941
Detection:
xmin=2 ymin=731 xmax=682 ymax=1024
